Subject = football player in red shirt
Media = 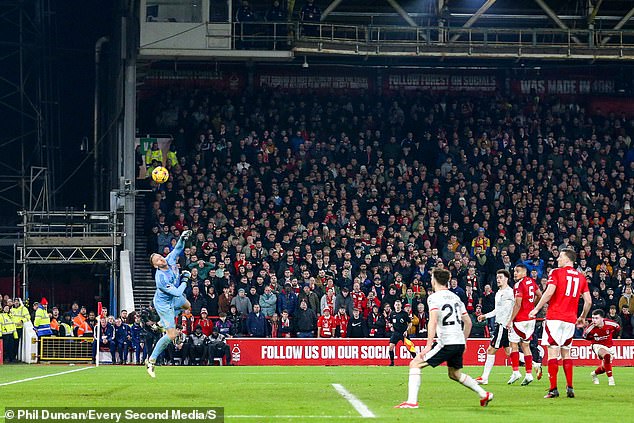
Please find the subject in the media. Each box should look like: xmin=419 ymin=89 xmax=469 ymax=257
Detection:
xmin=529 ymin=248 xmax=592 ymax=399
xmin=507 ymin=263 xmax=542 ymax=385
xmin=584 ymin=309 xmax=621 ymax=386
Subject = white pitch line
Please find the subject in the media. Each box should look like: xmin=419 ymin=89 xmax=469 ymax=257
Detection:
xmin=0 ymin=366 xmax=94 ymax=387
xmin=332 ymin=383 xmax=376 ymax=418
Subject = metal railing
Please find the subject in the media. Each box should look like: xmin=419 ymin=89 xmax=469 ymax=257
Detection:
xmin=212 ymin=21 xmax=634 ymax=58
xmin=19 ymin=210 xmax=123 ymax=238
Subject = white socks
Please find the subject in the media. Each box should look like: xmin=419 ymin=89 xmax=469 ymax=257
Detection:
xmin=481 ymin=354 xmax=496 ymax=380
xmin=407 ymin=367 xmax=422 ymax=404
xmin=459 ymin=373 xmax=487 ymax=398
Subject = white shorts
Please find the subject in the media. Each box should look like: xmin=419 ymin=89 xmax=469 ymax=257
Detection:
xmin=509 ymin=320 xmax=536 ymax=343
xmin=541 ymin=320 xmax=575 ymax=348
xmin=592 ymin=344 xmax=616 ymax=357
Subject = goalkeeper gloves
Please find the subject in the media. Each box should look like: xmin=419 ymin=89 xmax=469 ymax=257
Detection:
xmin=181 ymin=270 xmax=191 ymax=283
xmin=180 ymin=230 xmax=193 ymax=241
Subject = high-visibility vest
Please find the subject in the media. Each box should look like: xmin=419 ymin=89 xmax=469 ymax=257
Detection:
xmin=167 ymin=151 xmax=178 ymax=167
xmin=50 ymin=318 xmax=60 ymax=332
xmin=77 ymin=320 xmax=93 ymax=336
xmin=10 ymin=305 xmax=29 ymax=328
xmin=145 ymin=148 xmax=163 ymax=166
xmin=1 ymin=312 xmax=17 ymax=335
xmin=73 ymin=314 xmax=85 ymax=328
xmin=60 ymin=322 xmax=73 ymax=337
xmin=34 ymin=307 xmax=53 ymax=337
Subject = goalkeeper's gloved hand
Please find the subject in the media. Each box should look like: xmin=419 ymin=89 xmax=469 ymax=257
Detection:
xmin=181 ymin=230 xmax=193 ymax=241
xmin=181 ymin=270 xmax=191 ymax=282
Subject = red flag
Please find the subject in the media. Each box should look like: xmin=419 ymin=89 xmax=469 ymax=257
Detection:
xmin=97 ymin=302 xmax=103 ymax=317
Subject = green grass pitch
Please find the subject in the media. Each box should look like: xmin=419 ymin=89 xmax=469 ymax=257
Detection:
xmin=1 ymin=365 xmax=632 ymax=422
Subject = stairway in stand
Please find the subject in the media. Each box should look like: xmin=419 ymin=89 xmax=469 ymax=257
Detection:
xmin=133 ymin=194 xmax=155 ymax=311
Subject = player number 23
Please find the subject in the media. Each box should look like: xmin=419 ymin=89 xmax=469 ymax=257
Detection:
xmin=441 ymin=303 xmax=462 ymax=326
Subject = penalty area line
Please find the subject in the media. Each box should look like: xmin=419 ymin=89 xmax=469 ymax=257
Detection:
xmin=332 ymin=383 xmax=376 ymax=418
xmin=0 ymin=366 xmax=94 ymax=387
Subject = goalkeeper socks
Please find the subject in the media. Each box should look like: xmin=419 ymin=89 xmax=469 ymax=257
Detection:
xmin=459 ymin=373 xmax=487 ymax=398
xmin=603 ymin=354 xmax=613 ymax=377
xmin=481 ymin=354 xmax=496 ymax=380
xmin=150 ymin=333 xmax=172 ymax=362
xmin=389 ymin=350 xmax=395 ymax=364
xmin=407 ymin=367 xmax=421 ymax=404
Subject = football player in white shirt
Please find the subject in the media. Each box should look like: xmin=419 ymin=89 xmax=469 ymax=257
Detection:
xmin=475 ymin=269 xmax=516 ymax=385
xmin=395 ymin=268 xmax=493 ymax=409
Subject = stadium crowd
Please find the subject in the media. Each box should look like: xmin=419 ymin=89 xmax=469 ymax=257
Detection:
xmin=4 ymin=87 xmax=634 ymax=365
xmin=137 ymin=86 xmax=634 ymax=346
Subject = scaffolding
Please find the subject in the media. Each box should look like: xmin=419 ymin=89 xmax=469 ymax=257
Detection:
xmin=17 ymin=210 xmax=123 ymax=300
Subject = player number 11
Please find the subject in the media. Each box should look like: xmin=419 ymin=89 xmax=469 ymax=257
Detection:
xmin=565 ymin=275 xmax=580 ymax=297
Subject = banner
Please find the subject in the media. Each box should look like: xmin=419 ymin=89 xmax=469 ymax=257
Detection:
xmin=385 ymin=73 xmax=498 ymax=93
xmin=226 ymin=338 xmax=634 ymax=366
xmin=143 ymin=70 xmax=244 ymax=91
xmin=258 ymin=74 xmax=371 ymax=91
xmin=512 ymin=78 xmax=615 ymax=95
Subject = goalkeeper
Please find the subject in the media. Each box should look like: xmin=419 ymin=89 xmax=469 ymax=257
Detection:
xmin=145 ymin=229 xmax=193 ymax=377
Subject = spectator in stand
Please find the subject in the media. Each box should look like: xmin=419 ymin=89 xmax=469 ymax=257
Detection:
xmin=317 ymin=307 xmax=336 ymax=338
xmin=259 ymin=285 xmax=277 ymax=318
xmin=247 ymin=304 xmax=268 ymax=337
xmin=278 ymin=283 xmax=298 ymax=316
xmin=295 ymin=299 xmax=317 ymax=338
xmin=279 ymin=310 xmax=293 ymax=337
xmin=347 ymin=308 xmax=368 ymax=338
xmin=196 ymin=308 xmax=214 ymax=336
xmin=299 ymin=284 xmax=320 ymax=313
xmin=413 ymin=302 xmax=427 ymax=338
xmin=619 ymin=305 xmax=633 ymax=339
xmin=215 ymin=312 xmax=234 ymax=337
xmin=471 ymin=228 xmax=491 ymax=255
xmin=367 ymin=304 xmax=385 ymax=338
xmin=335 ymin=287 xmax=354 ymax=317
xmin=619 ymin=285 xmax=634 ymax=310
xmin=188 ymin=286 xmax=207 ymax=317
xmin=607 ymin=306 xmax=623 ymax=338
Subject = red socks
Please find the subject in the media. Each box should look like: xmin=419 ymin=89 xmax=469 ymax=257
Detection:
xmin=510 ymin=351 xmax=520 ymax=372
xmin=548 ymin=358 xmax=559 ymax=390
xmin=525 ymin=354 xmax=533 ymax=373
xmin=563 ymin=358 xmax=573 ymax=388
xmin=603 ymin=354 xmax=613 ymax=377
xmin=594 ymin=365 xmax=605 ymax=375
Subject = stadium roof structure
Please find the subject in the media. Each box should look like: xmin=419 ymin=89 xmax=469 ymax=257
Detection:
xmin=138 ymin=0 xmax=634 ymax=62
